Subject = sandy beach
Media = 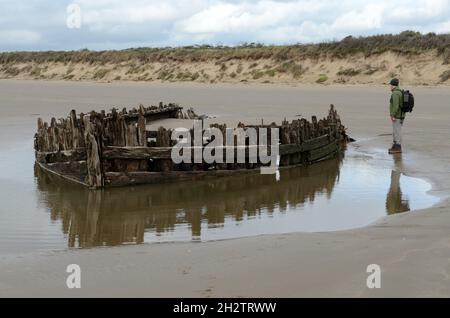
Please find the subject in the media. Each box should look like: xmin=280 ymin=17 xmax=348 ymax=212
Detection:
xmin=0 ymin=80 xmax=449 ymax=297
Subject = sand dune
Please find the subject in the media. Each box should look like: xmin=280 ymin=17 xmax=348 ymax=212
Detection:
xmin=0 ymin=50 xmax=447 ymax=86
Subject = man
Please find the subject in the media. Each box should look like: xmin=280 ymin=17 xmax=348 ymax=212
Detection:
xmin=388 ymin=78 xmax=405 ymax=154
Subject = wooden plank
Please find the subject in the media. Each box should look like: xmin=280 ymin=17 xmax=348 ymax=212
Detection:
xmin=105 ymin=106 xmax=182 ymax=122
xmin=36 ymin=162 xmax=88 ymax=187
xmin=103 ymin=145 xmax=264 ymax=161
xmin=309 ymin=141 xmax=338 ymax=162
xmin=279 ymin=144 xmax=302 ymax=156
xmin=302 ymin=134 xmax=331 ymax=151
xmin=125 ymin=122 xmax=138 ymax=146
xmin=36 ymin=148 xmax=87 ymax=163
xmin=45 ymin=161 xmax=87 ymax=175
xmin=103 ymin=146 xmax=173 ymax=160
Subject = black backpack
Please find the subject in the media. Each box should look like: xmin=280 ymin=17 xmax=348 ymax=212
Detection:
xmin=401 ymin=90 xmax=414 ymax=113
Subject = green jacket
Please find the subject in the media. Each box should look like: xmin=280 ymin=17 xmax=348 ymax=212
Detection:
xmin=390 ymin=88 xmax=405 ymax=119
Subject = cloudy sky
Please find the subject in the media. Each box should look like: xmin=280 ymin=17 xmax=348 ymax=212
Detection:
xmin=1 ymin=0 xmax=450 ymax=51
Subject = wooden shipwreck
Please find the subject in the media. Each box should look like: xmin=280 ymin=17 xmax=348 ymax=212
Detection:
xmin=34 ymin=103 xmax=349 ymax=189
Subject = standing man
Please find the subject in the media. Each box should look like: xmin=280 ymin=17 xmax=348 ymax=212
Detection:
xmin=389 ymin=78 xmax=405 ymax=154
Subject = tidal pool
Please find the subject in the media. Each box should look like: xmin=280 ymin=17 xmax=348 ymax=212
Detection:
xmin=0 ymin=143 xmax=438 ymax=255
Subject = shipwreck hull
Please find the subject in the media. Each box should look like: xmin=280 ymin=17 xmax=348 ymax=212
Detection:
xmin=34 ymin=103 xmax=349 ymax=189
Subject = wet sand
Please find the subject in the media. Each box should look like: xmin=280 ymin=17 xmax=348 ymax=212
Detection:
xmin=1 ymin=80 xmax=450 ymax=297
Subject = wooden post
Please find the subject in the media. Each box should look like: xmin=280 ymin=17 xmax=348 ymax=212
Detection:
xmin=137 ymin=105 xmax=146 ymax=146
xmin=70 ymin=110 xmax=79 ymax=149
xmin=157 ymin=127 xmax=173 ymax=172
xmin=83 ymin=116 xmax=103 ymax=189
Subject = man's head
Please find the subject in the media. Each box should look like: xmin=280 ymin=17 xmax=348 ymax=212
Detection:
xmin=390 ymin=78 xmax=399 ymax=90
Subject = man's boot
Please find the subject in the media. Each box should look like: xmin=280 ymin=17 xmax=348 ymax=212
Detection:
xmin=389 ymin=144 xmax=402 ymax=154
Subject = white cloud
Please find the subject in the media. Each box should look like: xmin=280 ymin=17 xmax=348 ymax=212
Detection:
xmin=387 ymin=0 xmax=450 ymax=22
xmin=0 ymin=30 xmax=41 ymax=46
xmin=176 ymin=0 xmax=326 ymax=34
xmin=0 ymin=0 xmax=450 ymax=50
xmin=436 ymin=19 xmax=450 ymax=33
xmin=331 ymin=4 xmax=384 ymax=32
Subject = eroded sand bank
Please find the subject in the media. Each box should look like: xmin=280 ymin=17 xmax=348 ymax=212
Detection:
xmin=0 ymin=80 xmax=449 ymax=297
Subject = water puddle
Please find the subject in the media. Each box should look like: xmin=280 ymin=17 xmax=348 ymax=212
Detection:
xmin=1 ymin=147 xmax=430 ymax=253
xmin=0 ymin=135 xmax=440 ymax=255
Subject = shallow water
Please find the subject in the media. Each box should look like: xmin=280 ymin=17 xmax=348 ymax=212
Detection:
xmin=0 ymin=140 xmax=439 ymax=255
xmin=0 ymin=80 xmax=442 ymax=256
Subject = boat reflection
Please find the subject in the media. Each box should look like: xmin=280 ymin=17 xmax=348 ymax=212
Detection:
xmin=35 ymin=157 xmax=342 ymax=248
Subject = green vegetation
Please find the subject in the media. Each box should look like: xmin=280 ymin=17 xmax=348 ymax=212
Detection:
xmin=175 ymin=70 xmax=200 ymax=81
xmin=1 ymin=32 xmax=448 ymax=66
xmin=251 ymin=70 xmax=265 ymax=80
xmin=157 ymin=69 xmax=174 ymax=81
xmin=2 ymin=31 xmax=450 ymax=85
xmin=316 ymin=75 xmax=328 ymax=84
xmin=93 ymin=68 xmax=109 ymax=79
xmin=265 ymin=69 xmax=276 ymax=77
xmin=3 ymin=66 xmax=20 ymax=76
xmin=30 ymin=66 xmax=42 ymax=77
xmin=439 ymin=70 xmax=450 ymax=82
xmin=275 ymin=61 xmax=306 ymax=79
xmin=337 ymin=68 xmax=361 ymax=76
xmin=364 ymin=65 xmax=379 ymax=75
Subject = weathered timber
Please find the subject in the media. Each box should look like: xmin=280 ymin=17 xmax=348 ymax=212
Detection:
xmin=137 ymin=106 xmax=146 ymax=146
xmin=35 ymin=104 xmax=351 ymax=188
xmin=309 ymin=141 xmax=339 ymax=162
xmin=302 ymin=134 xmax=332 ymax=152
xmin=44 ymin=161 xmax=87 ymax=175
xmin=83 ymin=117 xmax=103 ymax=189
xmin=104 ymin=104 xmax=182 ymax=122
xmin=36 ymin=162 xmax=88 ymax=187
xmin=279 ymin=144 xmax=302 ymax=156
xmin=36 ymin=148 xmax=87 ymax=164
xmin=103 ymin=146 xmax=173 ymax=160
xmin=104 ymin=145 xmax=265 ymax=161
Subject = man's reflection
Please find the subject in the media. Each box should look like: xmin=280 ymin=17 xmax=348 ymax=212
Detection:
xmin=386 ymin=154 xmax=410 ymax=214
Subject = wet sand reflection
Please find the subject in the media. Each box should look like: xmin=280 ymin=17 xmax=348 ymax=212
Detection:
xmin=35 ymin=158 xmax=341 ymax=248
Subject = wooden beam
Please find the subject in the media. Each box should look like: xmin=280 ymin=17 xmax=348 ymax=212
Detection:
xmin=103 ymin=146 xmax=173 ymax=160
xmin=36 ymin=148 xmax=87 ymax=164
xmin=45 ymin=161 xmax=87 ymax=175
xmin=104 ymin=145 xmax=268 ymax=161
xmin=302 ymin=134 xmax=332 ymax=151
xmin=279 ymin=144 xmax=302 ymax=156
xmin=36 ymin=162 xmax=88 ymax=187
xmin=309 ymin=141 xmax=338 ymax=162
